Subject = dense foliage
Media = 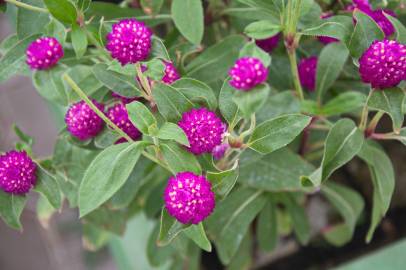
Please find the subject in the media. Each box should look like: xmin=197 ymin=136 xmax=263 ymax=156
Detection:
xmin=0 ymin=0 xmax=406 ymax=268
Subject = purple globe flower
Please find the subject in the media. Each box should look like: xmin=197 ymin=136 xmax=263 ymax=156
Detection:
xmin=26 ymin=37 xmax=64 ymax=70
xmin=298 ymin=56 xmax=318 ymax=92
xmin=255 ymin=34 xmax=280 ymax=53
xmin=111 ymin=92 xmax=139 ymax=105
xmin=164 ymin=172 xmax=215 ymax=224
xmin=352 ymin=0 xmax=372 ymax=11
xmin=106 ymin=19 xmax=152 ymax=65
xmin=318 ymin=12 xmax=340 ymax=44
xmin=178 ymin=108 xmax=226 ymax=155
xmin=228 ymin=57 xmax=268 ymax=91
xmin=162 ymin=61 xmax=180 ymax=84
xmin=212 ymin=143 xmax=229 ymax=160
xmin=65 ymin=100 xmax=105 ymax=140
xmin=370 ymin=9 xmax=396 ymax=37
xmin=359 ymin=40 xmax=406 ymax=89
xmin=0 ymin=151 xmax=36 ymax=195
xmin=107 ymin=103 xmax=141 ymax=143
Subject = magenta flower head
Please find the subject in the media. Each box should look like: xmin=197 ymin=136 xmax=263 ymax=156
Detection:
xmin=164 ymin=172 xmax=215 ymax=224
xmin=111 ymin=92 xmax=139 ymax=105
xmin=178 ymin=108 xmax=226 ymax=155
xmin=65 ymin=100 xmax=105 ymax=140
xmin=162 ymin=61 xmax=181 ymax=84
xmin=26 ymin=37 xmax=64 ymax=70
xmin=370 ymin=9 xmax=396 ymax=37
xmin=298 ymin=56 xmax=318 ymax=92
xmin=352 ymin=0 xmax=372 ymax=11
xmin=106 ymin=19 xmax=152 ymax=65
xmin=318 ymin=13 xmax=339 ymax=44
xmin=0 ymin=151 xmax=36 ymax=195
xmin=255 ymin=34 xmax=280 ymax=53
xmin=228 ymin=57 xmax=268 ymax=91
xmin=107 ymin=103 xmax=141 ymax=143
xmin=359 ymin=40 xmax=406 ymax=89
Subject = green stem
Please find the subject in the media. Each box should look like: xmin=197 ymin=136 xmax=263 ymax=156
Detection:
xmin=239 ymin=114 xmax=256 ymax=139
xmin=359 ymin=89 xmax=373 ymax=130
xmin=287 ymin=50 xmax=304 ymax=100
xmin=135 ymin=62 xmax=152 ymax=99
xmin=366 ymin=110 xmax=384 ymax=135
xmin=5 ymin=0 xmax=49 ymax=13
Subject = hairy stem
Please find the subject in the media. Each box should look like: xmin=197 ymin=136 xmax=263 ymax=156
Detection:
xmin=5 ymin=0 xmax=49 ymax=13
xmin=287 ymin=50 xmax=304 ymax=100
xmin=359 ymin=89 xmax=374 ymax=130
xmin=365 ymin=110 xmax=384 ymax=136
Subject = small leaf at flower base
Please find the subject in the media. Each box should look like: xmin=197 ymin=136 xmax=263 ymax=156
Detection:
xmin=94 ymin=129 xmax=120 ymax=149
xmin=385 ymin=14 xmax=406 ymax=44
xmin=160 ymin=142 xmax=201 ymax=175
xmin=16 ymin=0 xmax=49 ymax=40
xmin=207 ymin=161 xmax=239 ymax=197
xmin=172 ymin=78 xmax=218 ymax=110
xmin=157 ymin=122 xmax=190 ymax=147
xmin=239 ymin=42 xmax=271 ymax=67
xmin=206 ymin=187 xmax=266 ymax=264
xmin=219 ymin=78 xmax=242 ymax=127
xmin=248 ymin=114 xmax=311 ymax=154
xmin=301 ymin=15 xmax=353 ymax=43
xmin=13 ymin=124 xmax=33 ymax=146
xmin=348 ymin=11 xmax=384 ymax=59
xmin=71 ymin=23 xmax=88 ymax=58
xmin=171 ymin=0 xmax=204 ymax=45
xmin=43 ymin=0 xmax=77 ymax=24
xmin=233 ymin=84 xmax=270 ymax=119
xmin=126 ymin=101 xmax=158 ymax=135
xmin=33 ymin=66 xmax=69 ymax=106
xmin=244 ymin=20 xmax=282 ymax=40
xmin=316 ymin=42 xmax=349 ymax=102
xmin=92 ymin=63 xmax=143 ymax=98
xmin=0 ymin=190 xmax=27 ymax=230
xmin=34 ymin=164 xmax=62 ymax=210
xmin=45 ymin=19 xmax=67 ymax=45
xmin=368 ymin=88 xmax=405 ymax=133
xmin=79 ymin=142 xmax=147 ymax=217
xmin=184 ymin=223 xmax=212 ymax=252
xmin=321 ymin=182 xmax=365 ymax=246
xmin=321 ymin=91 xmax=366 ymax=116
xmin=358 ymin=140 xmax=395 ymax=243
xmin=151 ymin=36 xmax=170 ymax=60
xmin=257 ymin=200 xmax=278 ymax=251
xmin=157 ymin=208 xmax=188 ymax=246
xmin=143 ymin=58 xmax=165 ymax=81
xmin=301 ymin=119 xmax=364 ymax=187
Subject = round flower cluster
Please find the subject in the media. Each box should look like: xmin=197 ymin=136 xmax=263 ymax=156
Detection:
xmin=0 ymin=151 xmax=37 ymax=195
xmin=107 ymin=103 xmax=141 ymax=143
xmin=255 ymin=34 xmax=280 ymax=53
xmin=26 ymin=37 xmax=64 ymax=70
xmin=359 ymin=40 xmax=406 ymax=89
xmin=228 ymin=57 xmax=268 ymax=91
xmin=298 ymin=56 xmax=318 ymax=92
xmin=178 ymin=108 xmax=226 ymax=155
xmin=318 ymin=13 xmax=339 ymax=44
xmin=162 ymin=61 xmax=181 ymax=84
xmin=164 ymin=172 xmax=215 ymax=224
xmin=65 ymin=100 xmax=105 ymax=140
xmin=106 ymin=19 xmax=152 ymax=65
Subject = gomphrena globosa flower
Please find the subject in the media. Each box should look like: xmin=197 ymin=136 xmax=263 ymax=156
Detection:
xmin=106 ymin=19 xmax=152 ymax=65
xmin=228 ymin=57 xmax=268 ymax=91
xmin=359 ymin=40 xmax=406 ymax=89
xmin=107 ymin=103 xmax=141 ymax=142
xmin=112 ymin=92 xmax=139 ymax=105
xmin=298 ymin=56 xmax=318 ymax=92
xmin=178 ymin=108 xmax=226 ymax=155
xmin=318 ymin=13 xmax=339 ymax=44
xmin=162 ymin=61 xmax=181 ymax=84
xmin=164 ymin=172 xmax=215 ymax=224
xmin=65 ymin=100 xmax=105 ymax=140
xmin=26 ymin=37 xmax=64 ymax=70
xmin=0 ymin=151 xmax=36 ymax=195
xmin=255 ymin=34 xmax=280 ymax=53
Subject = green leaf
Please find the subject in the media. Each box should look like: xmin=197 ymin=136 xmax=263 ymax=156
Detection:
xmin=256 ymin=91 xmax=301 ymax=123
xmin=45 ymin=19 xmax=67 ymax=44
xmin=316 ymin=42 xmax=349 ymax=102
xmin=37 ymin=195 xmax=56 ymax=228
xmin=33 ymin=66 xmax=69 ymax=106
xmin=321 ymin=92 xmax=366 ymax=116
xmin=16 ymin=0 xmax=49 ymax=40
xmin=358 ymin=140 xmax=395 ymax=242
xmin=160 ymin=142 xmax=201 ymax=174
xmin=71 ymin=23 xmax=88 ymax=58
xmin=257 ymin=200 xmax=278 ymax=251
xmin=207 ymin=161 xmax=239 ymax=197
xmin=140 ymin=0 xmax=164 ymax=15
xmin=151 ymin=36 xmax=170 ymax=60
xmin=301 ymin=15 xmax=353 ymax=43
xmin=368 ymin=88 xmax=405 ymax=132
xmin=84 ymin=207 xmax=127 ymax=235
xmin=0 ymin=191 xmax=27 ymax=230
xmin=147 ymin=223 xmax=175 ymax=267
xmin=0 ymin=34 xmax=41 ymax=83
xmin=184 ymin=223 xmax=212 ymax=252
xmin=239 ymin=148 xmax=314 ymax=191
xmin=244 ymin=20 xmax=282 ymax=39
xmin=206 ymin=188 xmax=266 ymax=264
xmin=227 ymin=232 xmax=253 ymax=270
xmin=348 ymin=11 xmax=384 ymax=59
xmin=171 ymin=78 xmax=218 ymax=110
xmin=171 ymin=0 xmax=204 ymax=45
xmin=219 ymin=78 xmax=241 ymax=127
xmin=157 ymin=122 xmax=190 ymax=147
xmin=83 ymin=223 xmax=112 ymax=251
xmin=239 ymin=41 xmax=271 ymax=67
xmin=126 ymin=101 xmax=158 ymax=135
xmin=233 ymin=84 xmax=270 ymax=119
xmin=321 ymin=182 xmax=365 ymax=246
xmin=143 ymin=58 xmax=165 ymax=81
xmin=385 ymin=13 xmax=406 ymax=44
xmin=66 ymin=65 xmax=105 ymax=101
xmin=157 ymin=208 xmax=187 ymax=246
xmin=43 ymin=0 xmax=77 ymax=24
xmin=75 ymin=0 xmax=92 ymax=11
xmin=92 ymin=63 xmax=142 ymax=98
xmin=78 ymin=142 xmax=147 ymax=217
xmin=33 ymin=165 xmax=62 ymax=210
xmin=248 ymin=114 xmax=311 ymax=154
xmin=301 ymin=119 xmax=364 ymax=187
xmin=13 ymin=124 xmax=33 ymax=145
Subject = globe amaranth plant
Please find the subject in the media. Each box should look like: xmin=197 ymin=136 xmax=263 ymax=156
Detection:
xmin=0 ymin=0 xmax=406 ymax=268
